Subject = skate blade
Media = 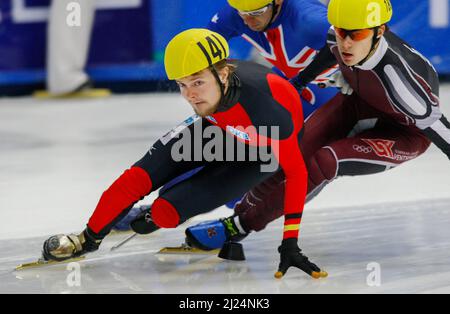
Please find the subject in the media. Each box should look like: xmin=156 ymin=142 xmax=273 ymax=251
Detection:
xmin=158 ymin=246 xmax=220 ymax=255
xmin=33 ymin=89 xmax=111 ymax=99
xmin=15 ymin=256 xmax=86 ymax=271
xmin=109 ymin=229 xmax=134 ymax=236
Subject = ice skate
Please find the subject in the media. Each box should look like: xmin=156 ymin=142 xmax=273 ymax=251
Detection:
xmin=42 ymin=229 xmax=102 ymax=262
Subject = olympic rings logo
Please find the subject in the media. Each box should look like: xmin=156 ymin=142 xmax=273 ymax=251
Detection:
xmin=353 ymin=144 xmax=373 ymax=154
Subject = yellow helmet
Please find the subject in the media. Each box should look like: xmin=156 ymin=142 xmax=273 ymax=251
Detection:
xmin=227 ymin=0 xmax=273 ymax=12
xmin=328 ymin=0 xmax=393 ymax=30
xmin=164 ymin=29 xmax=229 ymax=80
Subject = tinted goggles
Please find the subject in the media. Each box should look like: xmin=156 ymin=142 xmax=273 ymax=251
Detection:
xmin=335 ymin=27 xmax=374 ymax=41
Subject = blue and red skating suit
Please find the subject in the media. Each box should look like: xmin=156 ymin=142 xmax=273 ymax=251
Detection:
xmin=208 ymin=0 xmax=338 ymax=117
xmin=87 ymin=61 xmax=307 ymax=241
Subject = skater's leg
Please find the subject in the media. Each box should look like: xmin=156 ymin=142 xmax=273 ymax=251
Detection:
xmin=152 ymin=161 xmax=278 ymax=228
xmin=233 ymin=94 xmax=359 ymax=231
xmin=159 ymin=168 xmax=204 ymax=195
xmin=43 ymin=117 xmax=220 ymax=261
xmin=238 ymin=121 xmax=432 ymax=233
xmin=87 ymin=117 xmax=216 ymax=238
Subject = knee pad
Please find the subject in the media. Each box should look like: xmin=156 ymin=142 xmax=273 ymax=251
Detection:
xmin=308 ymin=147 xmax=338 ymax=186
xmin=151 ymin=198 xmax=180 ymax=228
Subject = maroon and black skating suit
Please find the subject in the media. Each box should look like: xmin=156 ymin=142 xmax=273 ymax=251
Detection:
xmin=235 ymin=28 xmax=450 ymax=233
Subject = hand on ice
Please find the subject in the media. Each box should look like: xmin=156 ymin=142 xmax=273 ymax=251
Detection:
xmin=274 ymin=238 xmax=328 ymax=279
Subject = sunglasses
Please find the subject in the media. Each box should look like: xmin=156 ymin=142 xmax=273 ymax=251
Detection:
xmin=335 ymin=27 xmax=374 ymax=41
xmin=238 ymin=4 xmax=272 ymax=17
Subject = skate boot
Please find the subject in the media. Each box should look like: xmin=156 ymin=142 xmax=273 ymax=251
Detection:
xmin=185 ymin=216 xmax=249 ymax=251
xmin=42 ymin=229 xmax=102 ymax=262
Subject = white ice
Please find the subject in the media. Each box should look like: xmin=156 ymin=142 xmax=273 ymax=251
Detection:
xmin=0 ymin=85 xmax=449 ymax=293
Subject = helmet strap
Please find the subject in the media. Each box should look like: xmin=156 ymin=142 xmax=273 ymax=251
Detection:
xmin=358 ymin=26 xmax=381 ymax=66
xmin=263 ymin=1 xmax=280 ymax=32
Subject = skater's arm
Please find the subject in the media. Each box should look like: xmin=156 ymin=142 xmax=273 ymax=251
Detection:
xmin=278 ymin=140 xmax=308 ymax=241
xmin=273 ymin=134 xmax=327 ymax=279
xmin=291 ymin=43 xmax=338 ymax=89
xmin=380 ymin=58 xmax=450 ymax=160
xmin=422 ymin=115 xmax=450 ymax=160
xmin=263 ymin=74 xmax=308 ymax=241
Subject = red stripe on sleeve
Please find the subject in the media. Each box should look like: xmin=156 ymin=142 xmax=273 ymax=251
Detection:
xmin=283 ymin=230 xmax=300 ymax=240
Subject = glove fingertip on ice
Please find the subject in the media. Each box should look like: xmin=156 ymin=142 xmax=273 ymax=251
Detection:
xmin=274 ymin=271 xmax=284 ymax=279
xmin=310 ymin=270 xmax=328 ymax=279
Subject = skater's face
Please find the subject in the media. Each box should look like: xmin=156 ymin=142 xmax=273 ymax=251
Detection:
xmin=177 ymin=68 xmax=229 ymax=117
xmin=335 ymin=26 xmax=385 ymax=66
xmin=238 ymin=0 xmax=283 ymax=32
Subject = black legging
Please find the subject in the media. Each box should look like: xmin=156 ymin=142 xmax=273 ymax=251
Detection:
xmin=89 ymin=117 xmax=280 ymax=237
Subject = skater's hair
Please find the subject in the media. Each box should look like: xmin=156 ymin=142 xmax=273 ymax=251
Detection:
xmin=211 ymin=60 xmax=237 ymax=77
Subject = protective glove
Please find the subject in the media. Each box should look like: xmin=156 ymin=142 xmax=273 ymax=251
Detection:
xmin=275 ymin=238 xmax=328 ymax=279
xmin=318 ymin=71 xmax=353 ymax=95
xmin=130 ymin=207 xmax=160 ymax=235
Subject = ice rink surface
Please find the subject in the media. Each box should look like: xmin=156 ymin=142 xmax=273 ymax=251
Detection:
xmin=0 ymin=85 xmax=449 ymax=294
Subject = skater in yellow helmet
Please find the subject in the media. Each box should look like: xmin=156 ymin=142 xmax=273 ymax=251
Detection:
xmin=328 ymin=0 xmax=393 ymax=66
xmin=41 ymin=28 xmax=327 ymax=280
xmin=208 ymin=0 xmax=339 ymax=116
xmin=227 ymin=0 xmax=279 ymax=32
xmin=228 ymin=0 xmax=274 ymax=12
xmin=208 ymin=0 xmax=450 ymax=279
xmin=165 ymin=28 xmax=233 ymax=117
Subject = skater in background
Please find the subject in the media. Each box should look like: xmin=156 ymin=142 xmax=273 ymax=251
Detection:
xmin=186 ymin=0 xmax=450 ymax=259
xmin=46 ymin=0 xmax=95 ymax=96
xmin=210 ymin=0 xmax=340 ymax=117
xmin=42 ymin=29 xmax=327 ymax=279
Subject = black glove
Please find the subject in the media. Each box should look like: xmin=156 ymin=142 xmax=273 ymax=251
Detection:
xmin=130 ymin=207 xmax=160 ymax=235
xmin=289 ymin=76 xmax=306 ymax=93
xmin=275 ymin=238 xmax=327 ymax=279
